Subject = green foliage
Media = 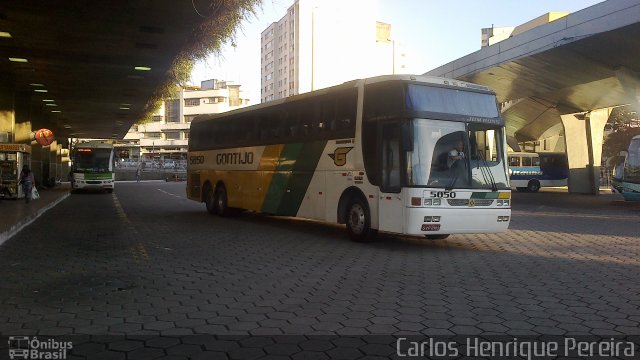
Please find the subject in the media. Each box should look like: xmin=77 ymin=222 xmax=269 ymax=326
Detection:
xmin=608 ymin=106 xmax=638 ymax=132
xmin=140 ymin=0 xmax=261 ymax=123
xmin=603 ymin=127 xmax=640 ymax=157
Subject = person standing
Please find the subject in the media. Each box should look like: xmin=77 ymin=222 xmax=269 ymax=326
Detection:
xmin=19 ymin=165 xmax=34 ymax=203
xmin=136 ymin=166 xmax=141 ymax=182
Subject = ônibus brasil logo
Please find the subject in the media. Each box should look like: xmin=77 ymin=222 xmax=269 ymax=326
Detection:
xmin=8 ymin=336 xmax=73 ymax=360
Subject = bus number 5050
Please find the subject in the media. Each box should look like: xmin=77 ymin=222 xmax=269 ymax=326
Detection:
xmin=431 ymin=191 xmax=456 ymax=198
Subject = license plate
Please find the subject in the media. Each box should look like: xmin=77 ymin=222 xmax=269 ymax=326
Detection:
xmin=421 ymin=224 xmax=441 ymax=231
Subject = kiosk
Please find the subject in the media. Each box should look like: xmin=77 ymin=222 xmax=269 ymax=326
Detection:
xmin=0 ymin=144 xmax=32 ymax=199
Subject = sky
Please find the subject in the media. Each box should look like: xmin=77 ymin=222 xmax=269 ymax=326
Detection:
xmin=189 ymin=0 xmax=604 ymax=103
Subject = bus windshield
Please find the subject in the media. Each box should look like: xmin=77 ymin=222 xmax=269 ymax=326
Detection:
xmin=74 ymin=149 xmax=113 ymax=173
xmin=408 ymin=119 xmax=509 ymax=190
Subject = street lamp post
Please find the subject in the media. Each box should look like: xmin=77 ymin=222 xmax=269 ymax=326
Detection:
xmin=392 ymin=40 xmax=395 ymax=75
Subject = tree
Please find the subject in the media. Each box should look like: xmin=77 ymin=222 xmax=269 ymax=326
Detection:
xmin=603 ymin=128 xmax=640 ymax=157
xmin=603 ymin=106 xmax=640 ymax=157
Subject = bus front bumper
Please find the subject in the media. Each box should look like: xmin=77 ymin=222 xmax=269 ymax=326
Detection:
xmin=73 ymin=180 xmax=114 ymax=190
xmin=404 ymin=207 xmax=511 ymax=235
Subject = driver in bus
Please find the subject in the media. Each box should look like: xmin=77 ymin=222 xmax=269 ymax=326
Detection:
xmin=447 ymin=139 xmax=466 ymax=168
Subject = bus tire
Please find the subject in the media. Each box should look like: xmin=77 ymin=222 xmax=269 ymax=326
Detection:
xmin=425 ymin=234 xmax=450 ymax=240
xmin=527 ymin=180 xmax=541 ymax=193
xmin=346 ymin=198 xmax=376 ymax=242
xmin=204 ymin=184 xmax=216 ymax=215
xmin=214 ymin=185 xmax=230 ymax=217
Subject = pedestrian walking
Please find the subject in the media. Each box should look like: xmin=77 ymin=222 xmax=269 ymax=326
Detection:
xmin=19 ymin=165 xmax=34 ymax=203
xmin=136 ymin=167 xmax=141 ymax=182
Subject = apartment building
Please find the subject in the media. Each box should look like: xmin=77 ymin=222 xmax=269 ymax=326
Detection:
xmin=116 ymin=79 xmax=250 ymax=163
xmin=261 ymin=0 xmax=405 ymax=103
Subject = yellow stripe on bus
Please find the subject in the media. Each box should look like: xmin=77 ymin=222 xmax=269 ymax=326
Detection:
xmin=230 ymin=144 xmax=283 ymax=210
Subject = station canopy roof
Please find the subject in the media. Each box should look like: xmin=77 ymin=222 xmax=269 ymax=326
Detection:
xmin=0 ymin=0 xmax=257 ymax=139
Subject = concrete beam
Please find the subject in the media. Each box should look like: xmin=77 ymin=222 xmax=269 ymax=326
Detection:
xmin=561 ymin=108 xmax=612 ymax=194
xmin=615 ymin=67 xmax=640 ymax=112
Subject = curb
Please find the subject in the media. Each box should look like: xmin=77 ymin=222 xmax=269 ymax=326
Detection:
xmin=0 ymin=193 xmax=70 ymax=247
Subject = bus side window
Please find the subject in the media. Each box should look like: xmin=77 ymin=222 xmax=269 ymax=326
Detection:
xmin=532 ymin=156 xmax=540 ymax=166
xmin=509 ymin=156 xmax=519 ymax=167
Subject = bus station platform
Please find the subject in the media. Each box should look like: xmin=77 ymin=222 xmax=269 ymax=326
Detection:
xmin=0 ymin=183 xmax=70 ymax=246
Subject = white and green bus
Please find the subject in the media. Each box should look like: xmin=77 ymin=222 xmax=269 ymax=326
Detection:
xmin=187 ymin=75 xmax=511 ymax=242
xmin=70 ymin=140 xmax=115 ymax=193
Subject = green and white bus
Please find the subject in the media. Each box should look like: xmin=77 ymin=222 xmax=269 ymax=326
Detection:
xmin=187 ymin=75 xmax=511 ymax=242
xmin=70 ymin=140 xmax=115 ymax=193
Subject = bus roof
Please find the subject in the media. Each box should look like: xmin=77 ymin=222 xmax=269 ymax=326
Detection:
xmin=362 ymin=74 xmax=493 ymax=92
xmin=191 ymin=74 xmax=495 ymax=125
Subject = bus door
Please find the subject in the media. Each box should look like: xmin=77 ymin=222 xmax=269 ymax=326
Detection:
xmin=378 ymin=122 xmax=403 ymax=233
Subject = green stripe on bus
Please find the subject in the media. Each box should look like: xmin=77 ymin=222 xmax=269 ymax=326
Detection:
xmin=261 ymin=143 xmax=303 ymax=214
xmin=278 ymin=141 xmax=327 ymax=215
xmin=470 ymin=192 xmax=499 ymax=199
xmin=84 ymin=173 xmax=113 ymax=180
xmin=261 ymin=141 xmax=327 ymax=216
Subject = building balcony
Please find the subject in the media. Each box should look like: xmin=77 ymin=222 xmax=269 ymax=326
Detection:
xmin=161 ymin=122 xmax=191 ymax=130
xmin=139 ymin=139 xmax=188 ymax=147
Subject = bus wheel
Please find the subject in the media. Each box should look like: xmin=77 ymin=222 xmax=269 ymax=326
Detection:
xmin=425 ymin=234 xmax=450 ymax=240
xmin=214 ymin=185 xmax=229 ymax=217
xmin=204 ymin=185 xmax=216 ymax=215
xmin=346 ymin=198 xmax=376 ymax=242
xmin=527 ymin=180 xmax=541 ymax=193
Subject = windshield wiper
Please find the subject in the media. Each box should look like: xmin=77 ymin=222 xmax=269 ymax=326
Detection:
xmin=474 ymin=144 xmax=498 ymax=191
xmin=445 ymin=173 xmax=458 ymax=191
xmin=445 ymin=160 xmax=465 ymax=190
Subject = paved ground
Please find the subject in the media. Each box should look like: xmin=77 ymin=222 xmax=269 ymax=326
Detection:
xmin=0 ymin=184 xmax=69 ymax=245
xmin=0 ymin=182 xmax=638 ymax=359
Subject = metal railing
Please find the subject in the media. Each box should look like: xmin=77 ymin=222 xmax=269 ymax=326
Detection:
xmin=115 ymin=160 xmax=187 ymax=171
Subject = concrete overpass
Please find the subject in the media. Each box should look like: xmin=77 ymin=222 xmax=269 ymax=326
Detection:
xmin=0 ymin=0 xmax=256 ymax=183
xmin=426 ymin=0 xmax=640 ymax=194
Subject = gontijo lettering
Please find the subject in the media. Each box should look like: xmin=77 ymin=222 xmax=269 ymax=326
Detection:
xmin=216 ymin=152 xmax=254 ymax=165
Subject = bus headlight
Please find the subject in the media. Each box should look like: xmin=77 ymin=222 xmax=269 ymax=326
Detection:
xmin=424 ymin=199 xmax=432 ymax=206
xmin=433 ymin=199 xmax=441 ymax=206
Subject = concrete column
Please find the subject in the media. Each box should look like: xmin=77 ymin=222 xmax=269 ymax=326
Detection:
xmin=560 ymin=108 xmax=612 ymax=194
xmin=49 ymin=141 xmax=58 ymax=184
xmin=14 ymin=92 xmax=33 ymax=143
xmin=0 ymin=82 xmax=15 ymax=142
xmin=31 ymin=144 xmax=44 ymax=187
